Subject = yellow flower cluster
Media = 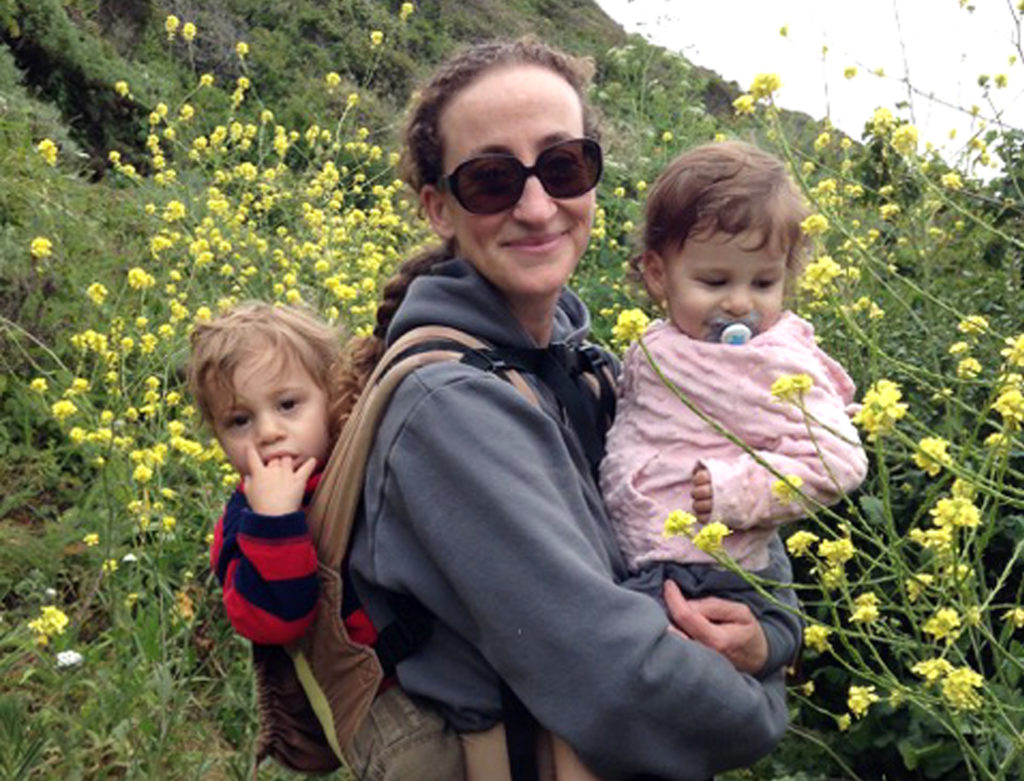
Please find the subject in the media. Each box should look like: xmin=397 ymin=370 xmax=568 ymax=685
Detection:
xmin=804 ymin=624 xmax=832 ymax=653
xmin=692 ymin=521 xmax=731 ymax=553
xmin=771 ymin=475 xmax=804 ymax=504
xmin=770 ymin=373 xmax=813 ymax=402
xmin=37 ymin=138 xmax=58 ymax=166
xmin=850 ymin=592 xmax=880 ymax=624
xmin=852 ymin=379 xmax=908 ymax=440
xmin=890 ymin=124 xmax=918 ymax=155
xmin=800 ymin=214 xmax=829 ymax=236
xmin=748 ymin=73 xmax=782 ymax=100
xmin=847 ymin=685 xmax=879 ymax=718
xmin=30 ymin=236 xmax=53 ymax=259
xmin=611 ymin=308 xmax=650 ymax=348
xmin=912 ymin=436 xmax=952 ymax=476
xmin=28 ymin=605 xmax=69 ymax=645
xmin=662 ymin=510 xmax=696 ymax=538
xmin=922 ymin=607 xmax=961 ymax=641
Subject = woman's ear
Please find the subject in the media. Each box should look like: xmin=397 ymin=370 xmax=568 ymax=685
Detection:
xmin=420 ymin=185 xmax=457 ymax=240
xmin=641 ymin=250 xmax=668 ymax=306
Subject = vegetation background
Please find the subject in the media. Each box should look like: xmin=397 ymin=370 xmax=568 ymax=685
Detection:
xmin=1 ymin=1 xmax=1022 ymax=779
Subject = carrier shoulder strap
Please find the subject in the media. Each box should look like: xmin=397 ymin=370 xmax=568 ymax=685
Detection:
xmin=304 ymin=325 xmax=522 ymax=560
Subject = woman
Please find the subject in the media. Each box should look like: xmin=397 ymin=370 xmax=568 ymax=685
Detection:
xmin=342 ymin=38 xmax=801 ymax=780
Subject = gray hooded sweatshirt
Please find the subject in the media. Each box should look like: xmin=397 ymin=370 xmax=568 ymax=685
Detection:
xmin=349 ymin=259 xmax=798 ymax=781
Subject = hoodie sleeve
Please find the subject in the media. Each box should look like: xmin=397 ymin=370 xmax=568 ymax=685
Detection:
xmin=368 ymin=369 xmax=789 ymax=781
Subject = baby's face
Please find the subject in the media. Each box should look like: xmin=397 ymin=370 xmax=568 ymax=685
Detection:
xmin=211 ymin=351 xmax=331 ymax=476
xmin=644 ymin=229 xmax=788 ymax=341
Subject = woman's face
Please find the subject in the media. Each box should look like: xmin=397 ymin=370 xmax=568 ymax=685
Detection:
xmin=420 ymin=64 xmax=597 ymax=329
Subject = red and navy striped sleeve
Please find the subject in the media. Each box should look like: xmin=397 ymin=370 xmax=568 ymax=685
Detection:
xmin=209 ymin=479 xmax=319 ymax=645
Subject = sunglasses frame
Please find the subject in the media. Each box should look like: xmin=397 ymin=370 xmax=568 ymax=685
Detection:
xmin=439 ymin=137 xmax=603 ymax=215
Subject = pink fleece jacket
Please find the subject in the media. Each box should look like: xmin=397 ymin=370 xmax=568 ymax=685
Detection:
xmin=600 ymin=312 xmax=867 ymax=571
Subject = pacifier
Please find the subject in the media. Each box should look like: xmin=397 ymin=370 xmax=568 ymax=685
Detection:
xmin=705 ymin=313 xmax=762 ymax=345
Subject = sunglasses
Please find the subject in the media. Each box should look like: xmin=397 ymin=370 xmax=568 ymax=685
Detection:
xmin=439 ymin=137 xmax=603 ymax=215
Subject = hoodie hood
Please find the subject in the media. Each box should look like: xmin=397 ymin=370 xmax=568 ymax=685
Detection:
xmin=386 ymin=258 xmax=591 ymax=350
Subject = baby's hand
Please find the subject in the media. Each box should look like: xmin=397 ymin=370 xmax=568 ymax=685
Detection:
xmin=243 ymin=444 xmax=317 ymax=516
xmin=691 ymin=465 xmax=713 ymax=524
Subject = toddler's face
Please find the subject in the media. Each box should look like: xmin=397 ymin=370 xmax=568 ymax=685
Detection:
xmin=644 ymin=229 xmax=788 ymax=341
xmin=212 ymin=351 xmax=331 ymax=476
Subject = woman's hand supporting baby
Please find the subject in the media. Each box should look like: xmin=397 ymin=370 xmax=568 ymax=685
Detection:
xmin=663 ymin=580 xmax=769 ymax=674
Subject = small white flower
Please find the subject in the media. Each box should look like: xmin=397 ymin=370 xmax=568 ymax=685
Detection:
xmin=56 ymin=650 xmax=84 ymax=668
xmin=121 ymin=553 xmax=138 ymax=563
xmin=44 ymin=587 xmax=58 ymax=599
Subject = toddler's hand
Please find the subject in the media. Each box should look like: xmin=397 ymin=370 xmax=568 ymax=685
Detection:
xmin=243 ymin=444 xmax=317 ymax=516
xmin=691 ymin=465 xmax=713 ymax=523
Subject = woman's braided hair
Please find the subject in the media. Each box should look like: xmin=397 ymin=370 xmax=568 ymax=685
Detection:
xmin=333 ymin=37 xmax=600 ymax=427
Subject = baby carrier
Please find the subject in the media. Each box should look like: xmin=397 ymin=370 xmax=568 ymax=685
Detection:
xmin=250 ymin=324 xmax=616 ymax=776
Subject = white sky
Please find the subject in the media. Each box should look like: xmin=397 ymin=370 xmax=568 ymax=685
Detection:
xmin=594 ymin=0 xmax=1024 ymax=171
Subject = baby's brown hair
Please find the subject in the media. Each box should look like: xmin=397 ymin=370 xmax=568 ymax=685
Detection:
xmin=638 ymin=141 xmax=810 ymax=281
xmin=187 ymin=302 xmax=343 ymax=436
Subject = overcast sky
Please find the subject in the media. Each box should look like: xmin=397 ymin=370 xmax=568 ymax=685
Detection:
xmin=594 ymin=0 xmax=1023 ymax=171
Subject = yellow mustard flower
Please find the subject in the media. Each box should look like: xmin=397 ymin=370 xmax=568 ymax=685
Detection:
xmin=941 ymin=666 xmax=983 ymax=711
xmin=83 ymin=533 xmax=100 ymax=547
xmin=929 ymin=496 xmax=980 ymax=529
xmin=844 ymin=66 xmax=857 ymax=79
xmin=870 ymin=107 xmax=895 ymax=136
xmin=891 ymin=124 xmax=918 ymax=155
xmin=30 ymin=236 xmax=53 ymax=259
xmin=848 ymin=685 xmax=879 ymax=718
xmin=785 ymin=530 xmax=819 ymax=558
xmin=370 ymin=30 xmax=384 ymax=46
xmin=235 ymin=41 xmax=249 ymax=58
xmin=1000 ymin=334 xmax=1024 ymax=367
xmin=923 ymin=607 xmax=961 ymax=641
xmin=911 ymin=657 xmax=953 ymax=684
xmin=771 ymin=475 xmax=804 ymax=504
xmin=850 ymin=592 xmax=880 ymax=624
xmin=818 ymin=537 xmax=854 ymax=567
xmin=182 ymin=22 xmax=196 ymax=42
xmin=51 ymin=399 xmax=77 ymax=422
xmin=748 ymin=73 xmax=782 ymax=100
xmin=732 ymin=94 xmax=755 ymax=115
xmin=127 ymin=267 xmax=156 ymax=290
xmin=956 ymin=357 xmax=981 ymax=379
xmin=693 ymin=522 xmax=731 ymax=553
xmin=662 ymin=510 xmax=696 ymax=538
xmin=852 ymin=379 xmax=908 ymax=440
xmin=114 ymin=80 xmax=130 ymax=97
xmin=612 ymin=308 xmax=650 ymax=347
xmin=400 ymin=3 xmax=415 ymax=21
xmin=36 ymin=138 xmax=58 ymax=166
xmin=800 ymin=214 xmax=829 ymax=236
xmin=164 ymin=14 xmax=179 ymax=38
xmin=1002 ymin=607 xmax=1024 ymax=629
xmin=28 ymin=605 xmax=69 ymax=645
xmin=913 ymin=436 xmax=952 ymax=476
xmin=770 ymin=373 xmax=813 ymax=402
xmin=30 ymin=377 xmax=48 ymax=393
xmin=957 ymin=315 xmax=988 ymax=336
xmin=941 ymin=171 xmax=963 ymax=190
xmin=993 ymin=388 xmax=1024 ymax=426
xmin=804 ymin=624 xmax=831 ymax=653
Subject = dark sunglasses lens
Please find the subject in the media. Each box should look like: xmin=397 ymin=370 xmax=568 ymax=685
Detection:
xmin=536 ymin=139 xmax=602 ymax=199
xmin=452 ymin=157 xmax=524 ymax=214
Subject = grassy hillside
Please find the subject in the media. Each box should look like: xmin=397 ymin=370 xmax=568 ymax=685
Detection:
xmin=1 ymin=1 xmax=1023 ymax=779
